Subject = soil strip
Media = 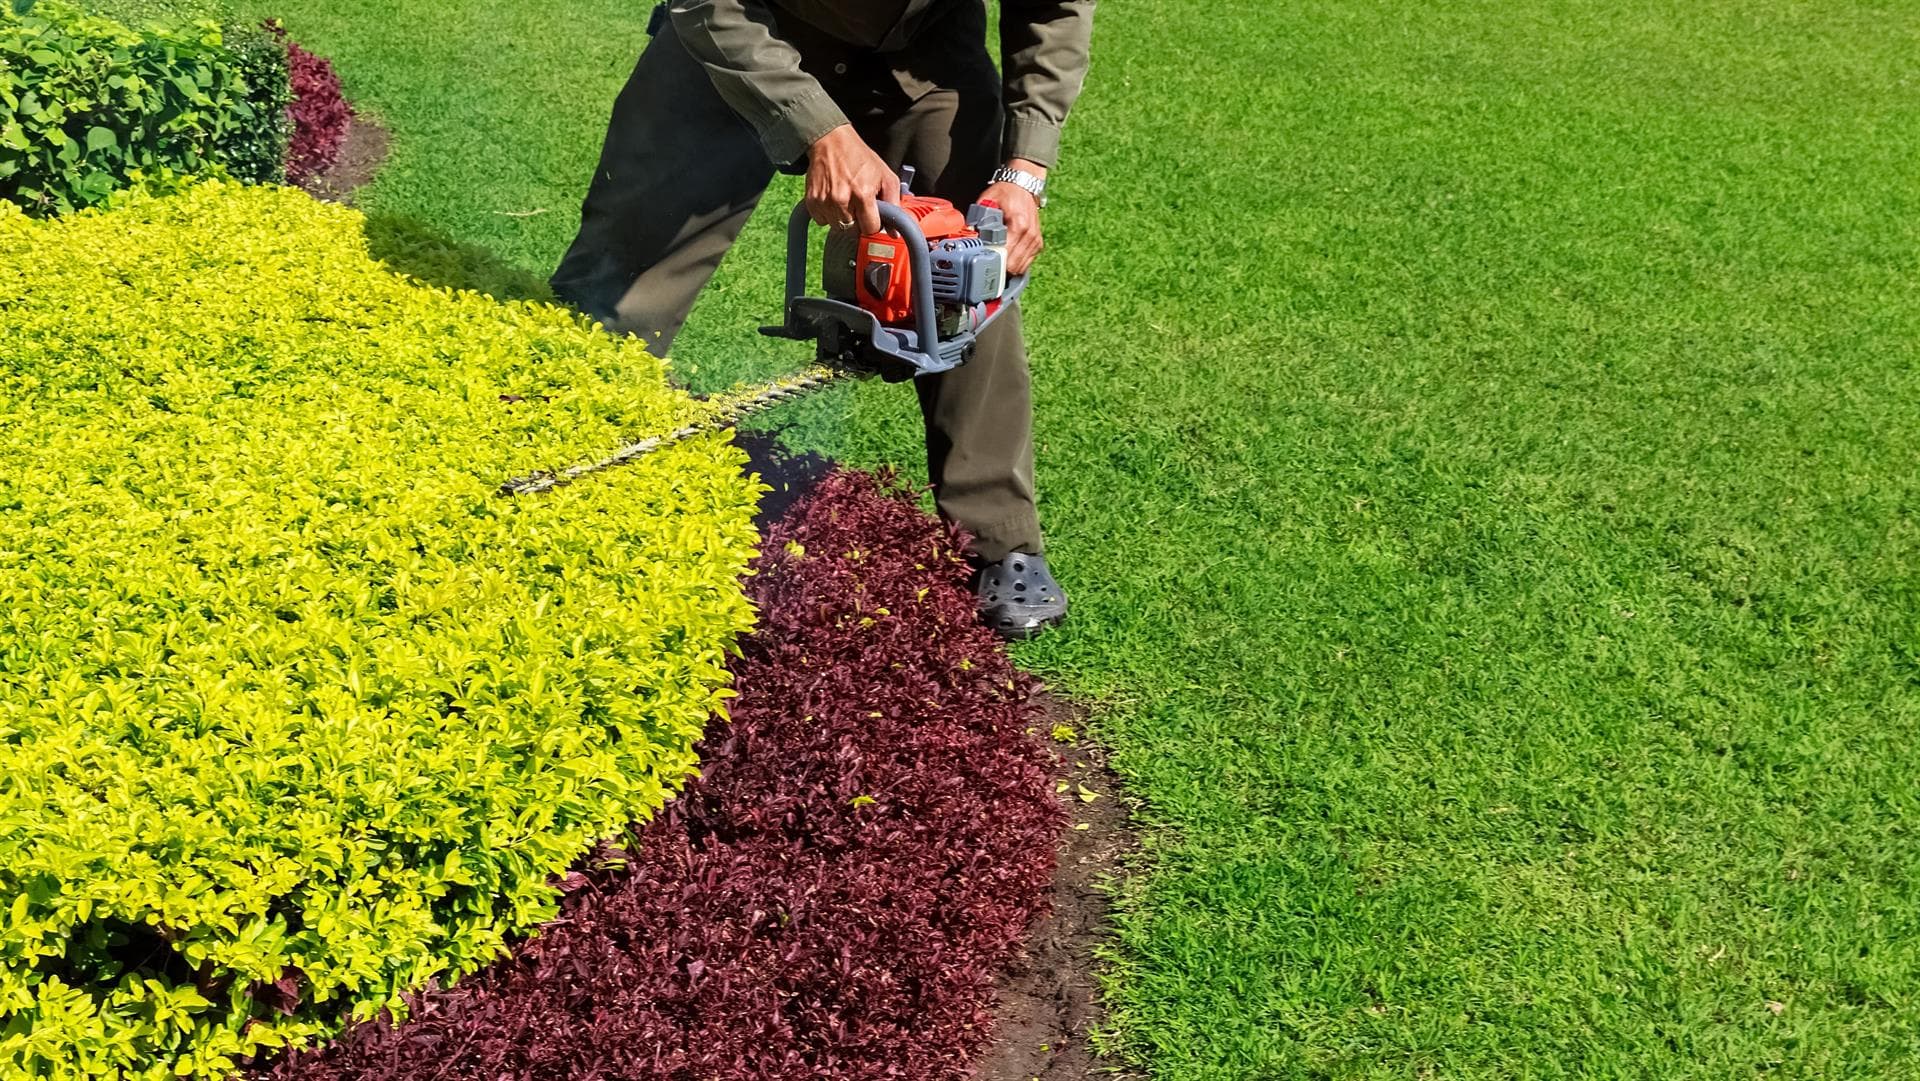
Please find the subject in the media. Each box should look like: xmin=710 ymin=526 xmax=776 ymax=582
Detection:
xmin=974 ymin=694 xmax=1139 ymax=1081
xmin=297 ymin=113 xmax=390 ymax=205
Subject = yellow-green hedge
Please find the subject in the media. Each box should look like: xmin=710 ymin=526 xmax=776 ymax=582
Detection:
xmin=0 ymin=183 xmax=761 ymax=1078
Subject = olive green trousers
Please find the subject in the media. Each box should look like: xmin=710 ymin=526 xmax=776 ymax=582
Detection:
xmin=550 ymin=20 xmax=1044 ymax=562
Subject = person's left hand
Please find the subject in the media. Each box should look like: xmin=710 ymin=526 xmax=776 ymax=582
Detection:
xmin=978 ymin=160 xmax=1048 ymax=275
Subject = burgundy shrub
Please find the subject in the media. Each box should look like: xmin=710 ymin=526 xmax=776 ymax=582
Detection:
xmin=268 ymin=22 xmax=353 ymax=185
xmin=257 ymin=469 xmax=1064 ymax=1080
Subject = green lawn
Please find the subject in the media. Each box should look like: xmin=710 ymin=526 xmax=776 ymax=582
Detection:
xmin=243 ymin=1 xmax=1920 ymax=1075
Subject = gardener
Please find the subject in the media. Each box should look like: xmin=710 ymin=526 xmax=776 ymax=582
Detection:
xmin=550 ymin=0 xmax=1094 ymax=640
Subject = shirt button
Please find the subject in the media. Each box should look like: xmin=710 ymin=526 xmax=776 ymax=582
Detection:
xmin=833 ymin=62 xmax=848 ymax=74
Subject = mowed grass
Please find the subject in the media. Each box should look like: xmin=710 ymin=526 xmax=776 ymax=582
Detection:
xmin=242 ymin=0 xmax=1920 ymax=1075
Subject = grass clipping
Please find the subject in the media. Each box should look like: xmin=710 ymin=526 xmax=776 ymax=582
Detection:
xmin=0 ymin=183 xmax=761 ymax=1079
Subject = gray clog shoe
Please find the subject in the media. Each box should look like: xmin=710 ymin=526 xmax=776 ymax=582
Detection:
xmin=974 ymin=551 xmax=1068 ymax=640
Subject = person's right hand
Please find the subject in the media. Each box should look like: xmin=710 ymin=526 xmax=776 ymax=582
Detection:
xmin=806 ymin=124 xmax=896 ymax=235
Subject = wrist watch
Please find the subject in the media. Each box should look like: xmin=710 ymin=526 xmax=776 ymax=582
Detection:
xmin=990 ymin=165 xmax=1048 ymax=208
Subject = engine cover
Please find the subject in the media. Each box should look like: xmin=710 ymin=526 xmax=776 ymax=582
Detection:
xmin=931 ymin=239 xmax=1004 ymax=307
xmin=820 ymin=193 xmax=1008 ymax=328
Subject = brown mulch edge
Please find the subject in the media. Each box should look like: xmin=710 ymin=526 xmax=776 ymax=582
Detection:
xmin=974 ymin=694 xmax=1140 ymax=1081
xmin=295 ymin=113 xmax=390 ymax=205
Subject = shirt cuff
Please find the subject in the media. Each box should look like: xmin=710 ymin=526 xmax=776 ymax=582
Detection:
xmin=760 ymin=85 xmax=850 ymax=167
xmin=1002 ymin=115 xmax=1062 ymax=171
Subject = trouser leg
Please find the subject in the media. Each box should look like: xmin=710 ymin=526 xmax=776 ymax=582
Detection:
xmin=916 ymin=300 xmax=1042 ymax=563
xmin=549 ymin=21 xmax=775 ymax=354
xmin=855 ymin=80 xmax=1045 ymax=563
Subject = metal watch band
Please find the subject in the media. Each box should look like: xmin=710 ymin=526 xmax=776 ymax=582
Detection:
xmin=991 ymin=166 xmax=1048 ymax=207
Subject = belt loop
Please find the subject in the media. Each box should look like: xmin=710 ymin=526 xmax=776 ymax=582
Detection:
xmin=646 ymin=3 xmax=667 ymax=36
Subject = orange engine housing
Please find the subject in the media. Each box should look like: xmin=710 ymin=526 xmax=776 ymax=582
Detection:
xmin=853 ymin=194 xmax=975 ymax=325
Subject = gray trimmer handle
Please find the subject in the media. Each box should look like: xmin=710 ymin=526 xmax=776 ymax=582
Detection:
xmin=783 ymin=201 xmax=940 ymax=358
xmin=996 ymin=267 xmax=1031 ymax=310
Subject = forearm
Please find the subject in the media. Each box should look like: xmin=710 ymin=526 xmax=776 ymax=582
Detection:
xmin=667 ymin=0 xmax=848 ymax=165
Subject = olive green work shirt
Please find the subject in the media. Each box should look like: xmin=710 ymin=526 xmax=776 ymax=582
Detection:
xmin=665 ymin=0 xmax=1095 ymax=170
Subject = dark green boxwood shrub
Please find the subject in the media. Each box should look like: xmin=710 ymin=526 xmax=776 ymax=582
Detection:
xmin=83 ymin=0 xmax=291 ymax=181
xmin=215 ymin=17 xmax=292 ymax=181
xmin=0 ymin=0 xmax=290 ymax=215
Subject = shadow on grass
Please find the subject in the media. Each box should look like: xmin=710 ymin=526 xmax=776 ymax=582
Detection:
xmin=362 ymin=212 xmax=555 ymax=304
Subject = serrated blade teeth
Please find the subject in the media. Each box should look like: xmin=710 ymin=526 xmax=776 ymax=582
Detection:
xmin=498 ymin=369 xmax=843 ymax=495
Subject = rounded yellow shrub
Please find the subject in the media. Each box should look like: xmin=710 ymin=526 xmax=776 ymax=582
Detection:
xmin=0 ymin=183 xmax=761 ymax=1078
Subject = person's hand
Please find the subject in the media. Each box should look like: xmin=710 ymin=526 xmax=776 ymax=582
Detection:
xmin=806 ymin=124 xmax=896 ymax=235
xmin=978 ymin=159 xmax=1047 ymax=274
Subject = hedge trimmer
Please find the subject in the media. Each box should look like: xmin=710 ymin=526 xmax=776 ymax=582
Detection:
xmin=501 ymin=167 xmax=1026 ymax=496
